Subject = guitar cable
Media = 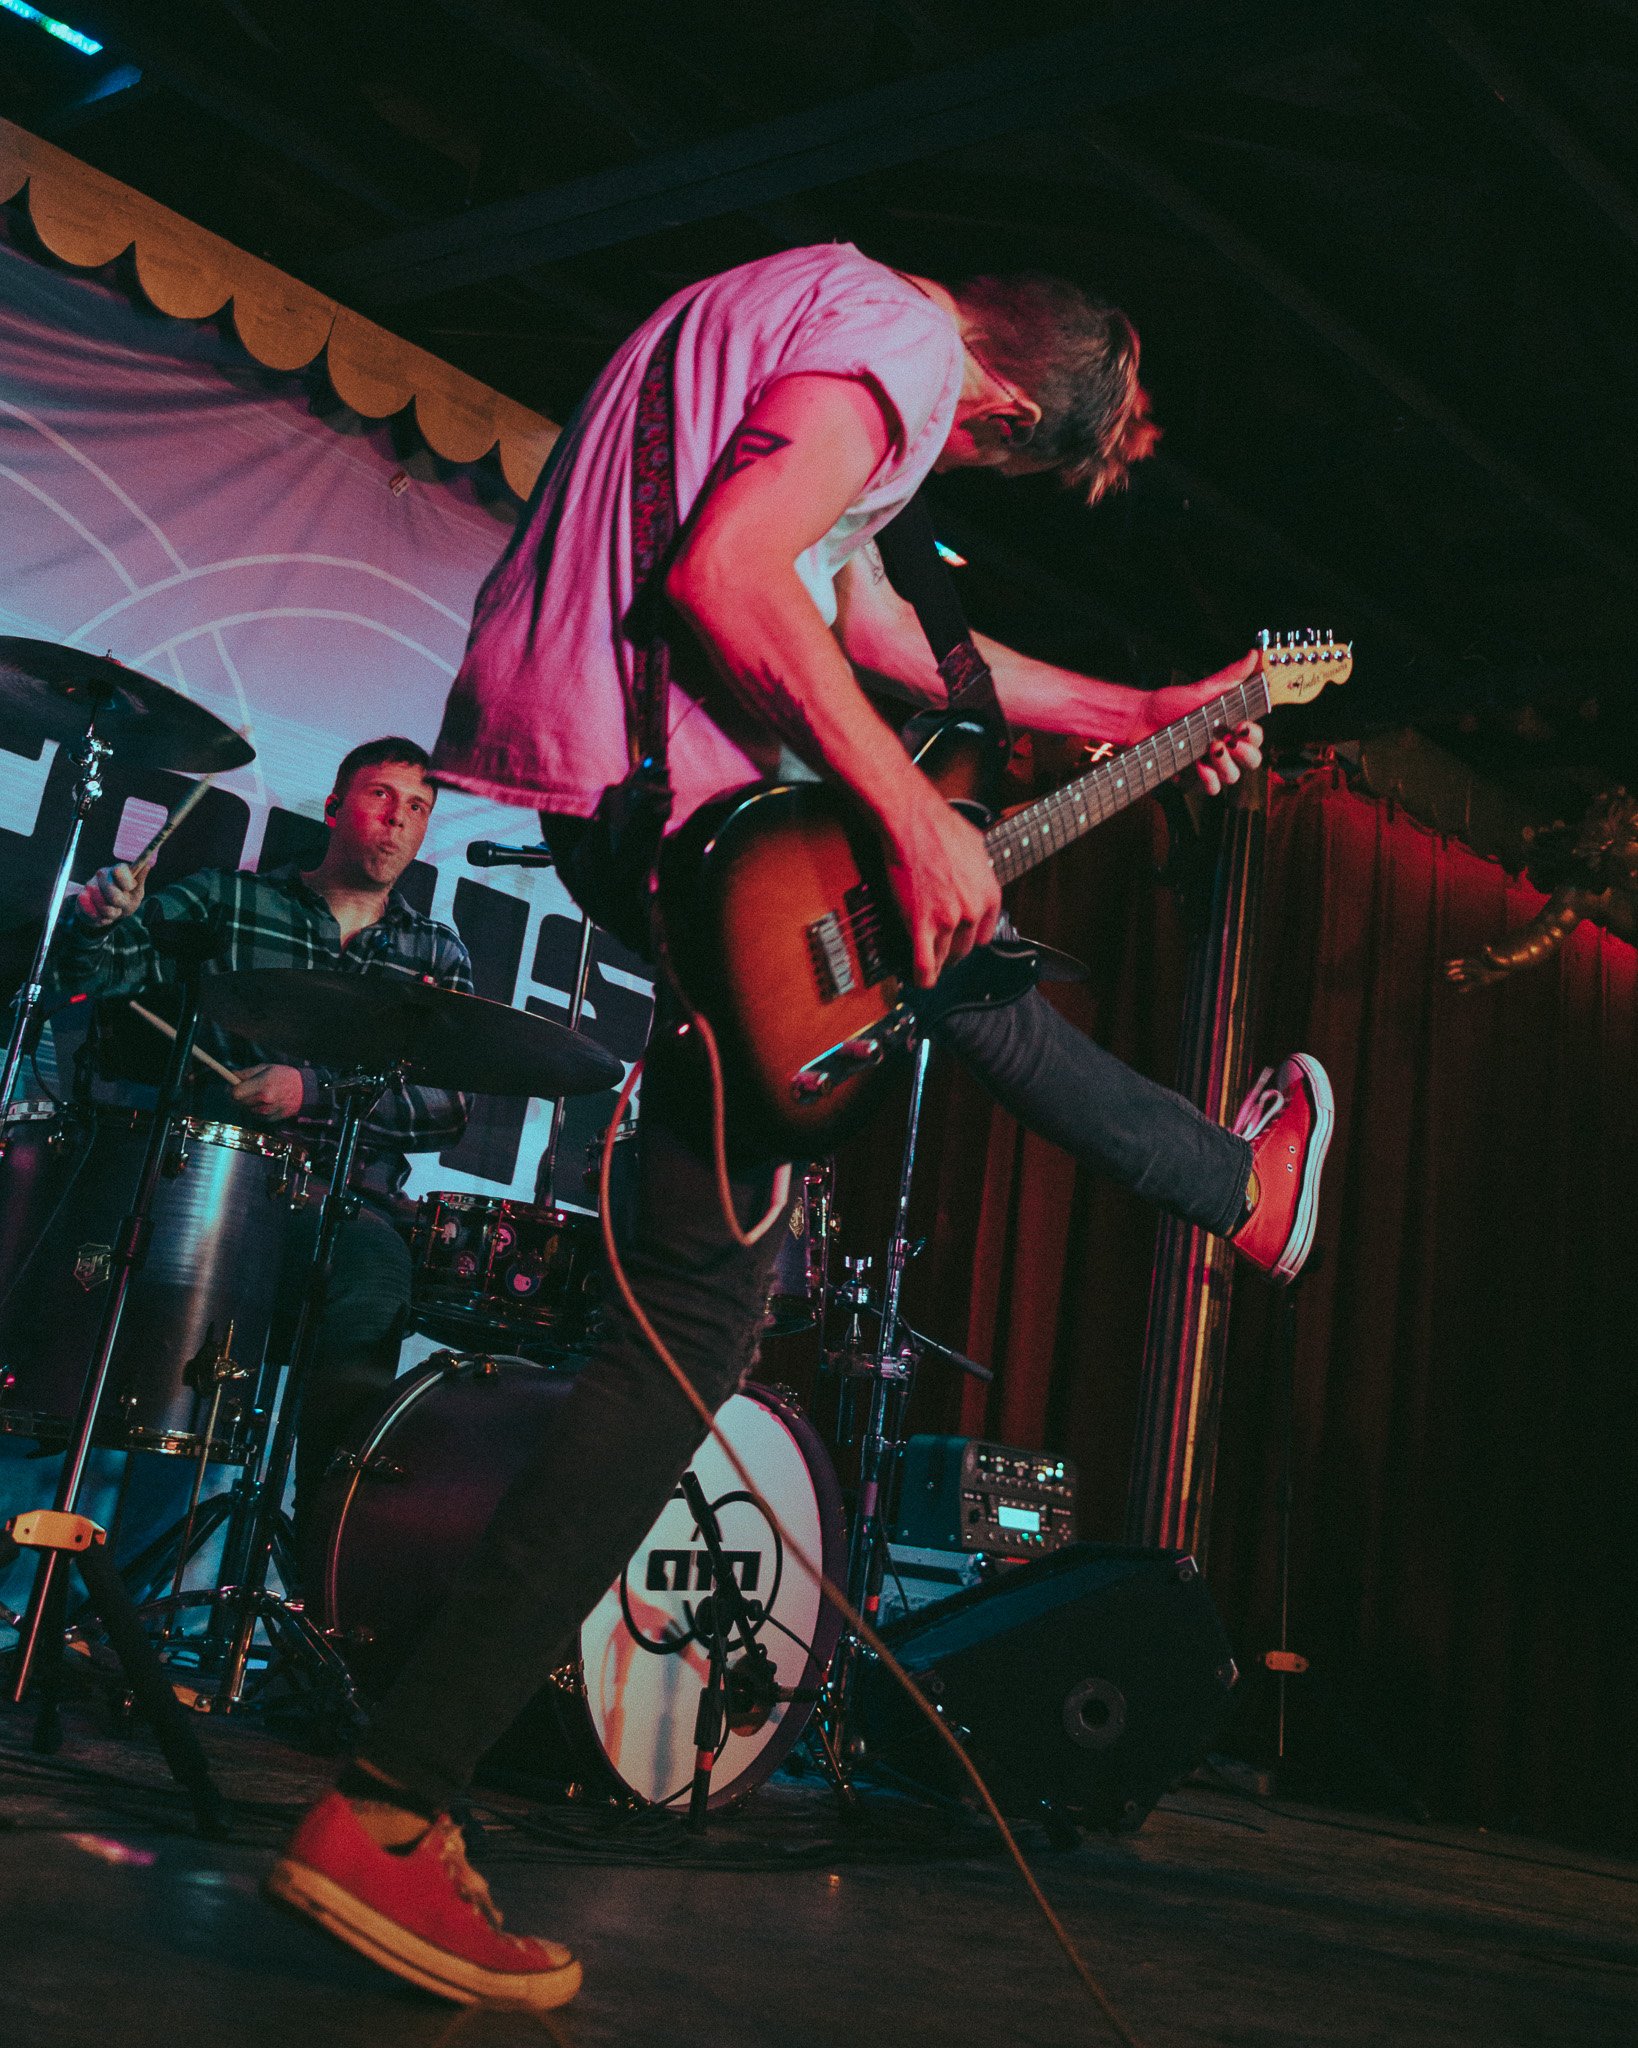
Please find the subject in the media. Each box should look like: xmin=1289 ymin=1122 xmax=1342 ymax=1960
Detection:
xmin=595 ymin=1007 xmax=1147 ymax=2048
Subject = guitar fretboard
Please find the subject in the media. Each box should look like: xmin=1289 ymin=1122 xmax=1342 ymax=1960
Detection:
xmin=985 ymin=677 xmax=1271 ymax=885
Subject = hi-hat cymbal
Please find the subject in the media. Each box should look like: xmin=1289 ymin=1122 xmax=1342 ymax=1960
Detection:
xmin=0 ymin=639 xmax=255 ymax=774
xmin=201 ymin=969 xmax=624 ymax=1098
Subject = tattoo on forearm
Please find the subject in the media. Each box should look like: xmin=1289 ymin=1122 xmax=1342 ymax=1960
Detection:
xmin=717 ymin=424 xmax=792 ymax=479
xmin=751 ymin=664 xmax=826 ymax=760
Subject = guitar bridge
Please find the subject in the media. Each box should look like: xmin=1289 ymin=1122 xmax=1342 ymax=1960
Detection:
xmin=806 ymin=911 xmax=856 ymax=1001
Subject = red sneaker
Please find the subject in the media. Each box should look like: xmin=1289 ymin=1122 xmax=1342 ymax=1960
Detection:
xmin=266 ymin=1792 xmax=582 ymax=2012
xmin=1230 ymin=1055 xmax=1333 ymax=1283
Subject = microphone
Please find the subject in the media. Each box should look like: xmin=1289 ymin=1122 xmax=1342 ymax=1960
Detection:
xmin=466 ymin=840 xmax=555 ymax=869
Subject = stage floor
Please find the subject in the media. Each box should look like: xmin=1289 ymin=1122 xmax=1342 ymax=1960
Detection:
xmin=1 ymin=1705 xmax=1634 ymax=2048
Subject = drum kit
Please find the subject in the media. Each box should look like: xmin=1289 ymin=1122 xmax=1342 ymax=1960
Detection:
xmin=0 ymin=637 xmax=988 ymax=1824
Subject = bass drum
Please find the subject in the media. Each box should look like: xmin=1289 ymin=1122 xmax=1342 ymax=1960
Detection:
xmin=318 ymin=1351 xmax=846 ymax=1809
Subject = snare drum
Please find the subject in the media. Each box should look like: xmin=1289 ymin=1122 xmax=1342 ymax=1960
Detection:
xmin=0 ymin=1107 xmax=304 ymax=1459
xmin=410 ymin=1192 xmax=601 ymax=1355
xmin=317 ymin=1352 xmax=846 ymax=1809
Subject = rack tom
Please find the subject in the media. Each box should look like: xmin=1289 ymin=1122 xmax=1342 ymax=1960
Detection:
xmin=410 ymin=1192 xmax=600 ymax=1356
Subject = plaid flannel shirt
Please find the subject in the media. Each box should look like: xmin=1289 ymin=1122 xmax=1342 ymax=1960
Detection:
xmin=49 ymin=864 xmax=472 ymax=1194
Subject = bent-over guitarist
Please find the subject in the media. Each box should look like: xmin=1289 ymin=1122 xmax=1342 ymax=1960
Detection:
xmin=265 ymin=245 xmax=1333 ymax=2009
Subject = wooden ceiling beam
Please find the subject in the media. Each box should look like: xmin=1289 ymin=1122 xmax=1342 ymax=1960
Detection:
xmin=323 ymin=0 xmax=1389 ymax=303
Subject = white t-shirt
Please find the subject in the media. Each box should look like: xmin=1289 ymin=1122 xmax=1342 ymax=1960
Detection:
xmin=431 ymin=244 xmax=965 ymax=825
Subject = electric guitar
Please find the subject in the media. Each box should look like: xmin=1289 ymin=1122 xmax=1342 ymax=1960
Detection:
xmin=658 ymin=630 xmax=1352 ymax=1155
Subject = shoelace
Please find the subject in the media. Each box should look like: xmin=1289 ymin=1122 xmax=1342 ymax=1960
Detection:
xmin=438 ymin=1826 xmax=507 ymax=1935
xmin=1234 ymin=1084 xmax=1286 ymax=1144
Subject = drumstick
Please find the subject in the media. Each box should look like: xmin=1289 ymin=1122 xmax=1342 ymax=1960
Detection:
xmin=127 ymin=999 xmax=241 ymax=1086
xmin=131 ymin=774 xmax=216 ymax=876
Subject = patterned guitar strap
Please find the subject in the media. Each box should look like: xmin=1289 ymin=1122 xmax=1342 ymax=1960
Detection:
xmin=570 ymin=300 xmax=694 ymax=959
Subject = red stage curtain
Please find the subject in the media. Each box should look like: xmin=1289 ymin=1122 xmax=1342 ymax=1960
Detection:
xmin=840 ymin=772 xmax=1638 ymax=1846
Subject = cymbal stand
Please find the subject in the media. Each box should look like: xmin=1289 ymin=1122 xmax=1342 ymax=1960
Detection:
xmin=4 ymin=931 xmax=214 ymax=1711
xmin=826 ymin=1033 xmax=935 ymax=1739
xmin=206 ymin=1071 xmax=394 ymax=1718
xmin=0 ymin=697 xmax=111 ymax=1113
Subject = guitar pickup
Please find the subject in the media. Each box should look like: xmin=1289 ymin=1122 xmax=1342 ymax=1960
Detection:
xmin=844 ymin=883 xmax=890 ymax=984
xmin=806 ymin=911 xmax=856 ymax=1001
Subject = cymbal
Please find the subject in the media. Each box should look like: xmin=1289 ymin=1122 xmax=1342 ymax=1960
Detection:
xmin=201 ymin=969 xmax=625 ymax=1098
xmin=0 ymin=638 xmax=255 ymax=774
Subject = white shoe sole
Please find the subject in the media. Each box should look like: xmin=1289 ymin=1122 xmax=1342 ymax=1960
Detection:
xmin=266 ymin=1855 xmax=583 ymax=2013
xmin=1273 ymin=1055 xmax=1334 ymax=1282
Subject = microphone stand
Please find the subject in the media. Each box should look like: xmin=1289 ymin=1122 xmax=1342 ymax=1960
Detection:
xmin=678 ymin=1467 xmax=815 ymax=1833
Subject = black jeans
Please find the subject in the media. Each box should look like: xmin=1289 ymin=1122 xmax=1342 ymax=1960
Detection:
xmin=270 ymin=1199 xmax=413 ymax=1529
xmin=358 ymin=984 xmax=1249 ymax=1811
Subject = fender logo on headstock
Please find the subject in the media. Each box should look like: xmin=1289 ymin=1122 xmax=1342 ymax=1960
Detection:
xmin=1259 ymin=628 xmax=1353 ymax=707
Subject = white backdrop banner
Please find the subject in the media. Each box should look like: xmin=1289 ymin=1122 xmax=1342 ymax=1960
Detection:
xmin=0 ymin=228 xmax=652 ymax=1211
xmin=0 ymin=227 xmax=654 ymax=1604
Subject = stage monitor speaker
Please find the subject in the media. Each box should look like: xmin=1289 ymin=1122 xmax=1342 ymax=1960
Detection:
xmin=858 ymin=1542 xmax=1238 ymax=1832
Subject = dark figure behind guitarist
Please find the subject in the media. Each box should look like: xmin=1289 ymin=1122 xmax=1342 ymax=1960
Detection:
xmin=266 ymin=246 xmax=1333 ymax=2010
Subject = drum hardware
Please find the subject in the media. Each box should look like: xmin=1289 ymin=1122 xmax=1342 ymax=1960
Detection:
xmin=190 ymin=965 xmax=622 ymax=1715
xmin=155 ymin=1323 xmax=250 ymax=1648
xmin=0 ymin=1507 xmax=224 ymax=1836
xmin=815 ymin=1036 xmax=999 ymax=1778
xmin=5 ymin=924 xmax=224 ymax=1709
xmin=206 ymin=1065 xmax=395 ymax=1719
xmin=0 ymin=711 xmax=110 ymax=1119
xmin=0 ymin=637 xmax=254 ymax=1119
xmin=837 ymin=1036 xmax=935 ymax=1692
xmin=764 ymin=1161 xmax=838 ymax=1337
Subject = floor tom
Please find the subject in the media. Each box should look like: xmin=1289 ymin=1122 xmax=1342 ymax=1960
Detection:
xmin=0 ymin=1106 xmax=304 ymax=1458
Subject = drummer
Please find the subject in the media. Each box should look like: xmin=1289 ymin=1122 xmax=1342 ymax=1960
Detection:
xmin=48 ymin=736 xmax=476 ymax=1532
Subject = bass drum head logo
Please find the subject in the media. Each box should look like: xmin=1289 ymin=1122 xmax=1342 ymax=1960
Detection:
xmin=621 ymin=1487 xmax=783 ymax=1655
xmin=579 ymin=1391 xmax=829 ymax=1808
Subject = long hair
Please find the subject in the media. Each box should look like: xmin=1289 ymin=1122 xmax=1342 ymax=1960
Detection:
xmin=956 ymin=272 xmax=1161 ymax=502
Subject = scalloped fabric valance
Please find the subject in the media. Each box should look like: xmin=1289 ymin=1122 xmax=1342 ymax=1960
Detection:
xmin=0 ymin=118 xmax=559 ymax=499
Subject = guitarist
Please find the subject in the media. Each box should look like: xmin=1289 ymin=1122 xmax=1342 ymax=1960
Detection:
xmin=266 ymin=247 xmax=1332 ymax=2008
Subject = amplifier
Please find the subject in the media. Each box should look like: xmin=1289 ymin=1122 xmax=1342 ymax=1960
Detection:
xmin=890 ymin=1435 xmax=1077 ymax=1557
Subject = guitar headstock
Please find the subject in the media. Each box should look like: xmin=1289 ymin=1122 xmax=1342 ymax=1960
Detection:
xmin=1258 ymin=629 xmax=1353 ymax=707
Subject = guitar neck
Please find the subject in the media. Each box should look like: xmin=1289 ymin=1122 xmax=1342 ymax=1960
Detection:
xmin=983 ymin=675 xmax=1273 ymax=886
